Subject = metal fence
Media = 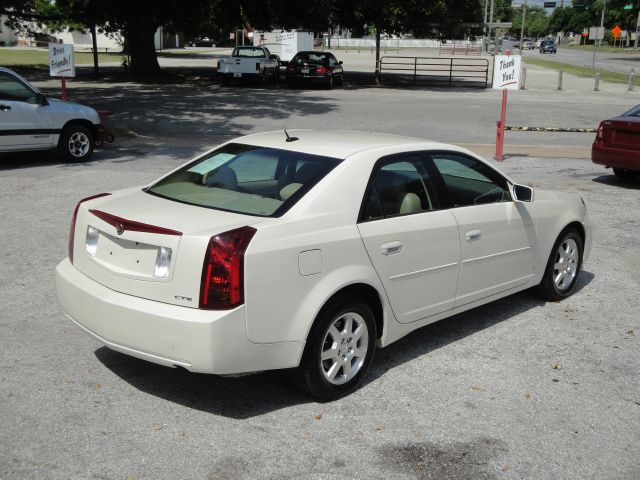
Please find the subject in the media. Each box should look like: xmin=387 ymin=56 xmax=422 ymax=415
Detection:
xmin=438 ymin=43 xmax=483 ymax=56
xmin=378 ymin=56 xmax=490 ymax=88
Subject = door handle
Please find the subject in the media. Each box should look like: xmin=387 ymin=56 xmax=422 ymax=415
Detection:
xmin=465 ymin=229 xmax=482 ymax=242
xmin=0 ymin=104 xmax=11 ymax=111
xmin=381 ymin=241 xmax=403 ymax=255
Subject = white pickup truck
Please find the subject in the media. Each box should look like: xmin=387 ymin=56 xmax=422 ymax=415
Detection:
xmin=217 ymin=46 xmax=280 ymax=84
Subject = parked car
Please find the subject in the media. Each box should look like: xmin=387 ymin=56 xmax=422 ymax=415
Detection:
xmin=217 ymin=46 xmax=280 ymax=85
xmin=521 ymin=38 xmax=534 ymax=49
xmin=0 ymin=67 xmax=106 ymax=161
xmin=56 ymin=130 xmax=591 ymax=399
xmin=285 ymin=51 xmax=343 ymax=89
xmin=592 ymin=104 xmax=640 ymax=179
xmin=190 ymin=37 xmax=216 ymax=47
xmin=539 ymin=40 xmax=557 ymax=54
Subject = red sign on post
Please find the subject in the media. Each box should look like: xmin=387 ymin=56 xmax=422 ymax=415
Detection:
xmin=612 ymin=25 xmax=622 ymax=38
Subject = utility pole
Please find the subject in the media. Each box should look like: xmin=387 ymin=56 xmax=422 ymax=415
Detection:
xmin=489 ymin=0 xmax=495 ymax=54
xmin=519 ymin=0 xmax=528 ymax=53
xmin=593 ymin=1 xmax=607 ymax=68
xmin=483 ymin=0 xmax=490 ymax=52
xmin=635 ymin=9 xmax=640 ymax=48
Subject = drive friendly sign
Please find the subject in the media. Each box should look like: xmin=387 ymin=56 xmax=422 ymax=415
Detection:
xmin=492 ymin=54 xmax=521 ymax=90
xmin=48 ymin=43 xmax=75 ymax=78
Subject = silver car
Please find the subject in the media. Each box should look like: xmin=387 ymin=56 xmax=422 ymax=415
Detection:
xmin=0 ymin=67 xmax=106 ymax=161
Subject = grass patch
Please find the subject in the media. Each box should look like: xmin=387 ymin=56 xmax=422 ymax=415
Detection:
xmin=561 ymin=44 xmax=640 ymax=54
xmin=523 ymin=56 xmax=640 ymax=86
xmin=0 ymin=48 xmax=124 ymax=67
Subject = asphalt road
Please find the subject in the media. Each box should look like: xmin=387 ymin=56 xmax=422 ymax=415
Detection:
xmin=23 ymin=68 xmax=640 ymax=151
xmin=1 ymin=74 xmax=639 ymax=480
xmin=505 ymin=42 xmax=640 ymax=74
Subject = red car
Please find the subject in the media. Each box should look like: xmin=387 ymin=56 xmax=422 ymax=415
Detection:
xmin=592 ymin=105 xmax=640 ymax=180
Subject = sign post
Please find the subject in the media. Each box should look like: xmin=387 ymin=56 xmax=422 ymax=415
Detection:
xmin=492 ymin=53 xmax=522 ymax=161
xmin=48 ymin=41 xmax=75 ymax=101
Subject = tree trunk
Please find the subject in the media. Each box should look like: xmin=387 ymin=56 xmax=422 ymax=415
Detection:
xmin=375 ymin=29 xmax=381 ymax=84
xmin=126 ymin=16 xmax=161 ymax=79
xmin=90 ymin=22 xmax=99 ymax=75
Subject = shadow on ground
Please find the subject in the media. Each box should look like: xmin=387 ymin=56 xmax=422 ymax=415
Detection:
xmin=96 ymin=272 xmax=593 ymax=419
xmin=592 ymin=173 xmax=640 ymax=190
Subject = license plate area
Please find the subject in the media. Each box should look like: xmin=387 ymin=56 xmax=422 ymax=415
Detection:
xmin=300 ymin=68 xmax=309 ymax=74
xmin=234 ymin=72 xmax=242 ymax=78
xmin=91 ymin=230 xmax=169 ymax=280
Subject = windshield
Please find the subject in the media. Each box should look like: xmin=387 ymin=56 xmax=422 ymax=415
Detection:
xmin=146 ymin=143 xmax=341 ymax=217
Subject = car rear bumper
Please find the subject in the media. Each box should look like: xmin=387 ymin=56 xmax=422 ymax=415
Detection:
xmin=55 ymin=258 xmax=304 ymax=374
xmin=592 ymin=142 xmax=640 ymax=171
xmin=287 ymin=74 xmax=331 ymax=84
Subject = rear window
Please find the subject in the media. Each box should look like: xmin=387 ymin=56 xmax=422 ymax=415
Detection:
xmin=292 ymin=52 xmax=331 ymax=65
xmin=233 ymin=47 xmax=267 ymax=57
xmin=146 ymin=143 xmax=340 ymax=217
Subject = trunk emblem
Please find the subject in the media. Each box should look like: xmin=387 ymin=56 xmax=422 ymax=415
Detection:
xmin=116 ymin=223 xmax=125 ymax=235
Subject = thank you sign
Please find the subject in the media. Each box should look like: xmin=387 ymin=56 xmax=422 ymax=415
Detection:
xmin=49 ymin=43 xmax=75 ymax=77
xmin=492 ymin=55 xmax=521 ymax=90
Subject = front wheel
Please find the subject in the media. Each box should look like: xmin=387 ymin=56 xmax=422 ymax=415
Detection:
xmin=537 ymin=229 xmax=583 ymax=301
xmin=290 ymin=296 xmax=376 ymax=399
xmin=58 ymin=124 xmax=94 ymax=162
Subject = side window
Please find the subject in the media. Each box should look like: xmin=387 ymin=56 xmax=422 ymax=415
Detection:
xmin=361 ymin=154 xmax=436 ymax=221
xmin=0 ymin=72 xmax=37 ymax=103
xmin=430 ymin=153 xmax=511 ymax=207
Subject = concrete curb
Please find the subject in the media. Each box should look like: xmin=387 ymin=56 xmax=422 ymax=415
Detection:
xmin=458 ymin=143 xmax=591 ymax=160
xmin=505 ymin=126 xmax=596 ymax=133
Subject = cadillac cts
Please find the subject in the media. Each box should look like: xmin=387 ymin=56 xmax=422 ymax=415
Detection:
xmin=56 ymin=131 xmax=591 ymax=398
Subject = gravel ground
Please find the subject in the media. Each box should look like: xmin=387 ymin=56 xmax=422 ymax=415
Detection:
xmin=0 ymin=78 xmax=639 ymax=480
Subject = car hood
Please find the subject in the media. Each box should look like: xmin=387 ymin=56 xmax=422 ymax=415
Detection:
xmin=47 ymin=98 xmax=100 ymax=124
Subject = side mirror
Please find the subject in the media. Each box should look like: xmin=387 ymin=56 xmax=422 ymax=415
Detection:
xmin=36 ymin=93 xmax=49 ymax=106
xmin=339 ymin=60 xmax=343 ymax=65
xmin=513 ymin=184 xmax=533 ymax=202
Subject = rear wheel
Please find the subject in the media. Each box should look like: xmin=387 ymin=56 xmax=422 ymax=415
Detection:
xmin=613 ymin=167 xmax=639 ymax=180
xmin=58 ymin=124 xmax=94 ymax=162
xmin=537 ymin=229 xmax=583 ymax=301
xmin=326 ymin=75 xmax=334 ymax=90
xmin=290 ymin=296 xmax=376 ymax=399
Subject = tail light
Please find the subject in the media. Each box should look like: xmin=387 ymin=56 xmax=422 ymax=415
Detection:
xmin=286 ymin=64 xmax=296 ymax=72
xmin=595 ymin=121 xmax=604 ymax=142
xmin=69 ymin=193 xmax=111 ymax=264
xmin=200 ymin=226 xmax=257 ymax=310
xmin=316 ymin=66 xmax=328 ymax=74
xmin=256 ymin=62 xmax=261 ymax=71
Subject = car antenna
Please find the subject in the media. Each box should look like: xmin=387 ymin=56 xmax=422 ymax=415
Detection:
xmin=284 ymin=129 xmax=299 ymax=142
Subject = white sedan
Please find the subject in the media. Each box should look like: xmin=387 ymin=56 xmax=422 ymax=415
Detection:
xmin=56 ymin=131 xmax=591 ymax=398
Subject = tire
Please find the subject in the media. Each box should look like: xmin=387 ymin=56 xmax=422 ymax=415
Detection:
xmin=58 ymin=124 xmax=94 ymax=162
xmin=290 ymin=295 xmax=377 ymax=399
xmin=537 ymin=229 xmax=583 ymax=301
xmin=326 ymin=75 xmax=334 ymax=90
xmin=613 ymin=167 xmax=639 ymax=180
xmin=336 ymin=74 xmax=344 ymax=86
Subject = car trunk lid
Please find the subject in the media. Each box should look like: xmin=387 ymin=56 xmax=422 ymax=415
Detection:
xmin=71 ymin=187 xmax=265 ymax=308
xmin=602 ymin=117 xmax=640 ymax=149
